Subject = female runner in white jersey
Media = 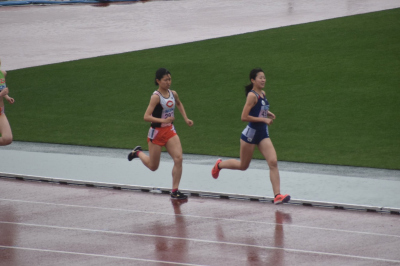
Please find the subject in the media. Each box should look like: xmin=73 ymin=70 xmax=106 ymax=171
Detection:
xmin=211 ymin=68 xmax=290 ymax=204
xmin=0 ymin=58 xmax=15 ymax=146
xmin=128 ymin=68 xmax=193 ymax=200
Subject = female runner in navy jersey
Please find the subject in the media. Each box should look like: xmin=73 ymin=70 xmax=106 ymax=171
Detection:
xmin=128 ymin=68 xmax=193 ymax=200
xmin=211 ymin=68 xmax=290 ymax=204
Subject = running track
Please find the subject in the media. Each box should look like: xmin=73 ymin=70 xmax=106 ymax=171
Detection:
xmin=1 ymin=178 xmax=399 ymax=265
xmin=1 ymin=1 xmax=400 ymax=265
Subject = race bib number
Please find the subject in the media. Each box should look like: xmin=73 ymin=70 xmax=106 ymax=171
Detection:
xmin=242 ymin=126 xmax=256 ymax=142
xmin=163 ymin=109 xmax=174 ymax=119
xmin=260 ymin=107 xmax=268 ymax=118
xmin=148 ymin=128 xmax=159 ymax=140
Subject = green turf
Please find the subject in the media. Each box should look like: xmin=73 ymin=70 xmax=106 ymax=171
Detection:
xmin=5 ymin=9 xmax=400 ymax=169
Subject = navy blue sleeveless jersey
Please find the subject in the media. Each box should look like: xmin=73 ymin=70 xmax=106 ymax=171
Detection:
xmin=248 ymin=90 xmax=269 ymax=129
xmin=240 ymin=90 xmax=270 ymax=144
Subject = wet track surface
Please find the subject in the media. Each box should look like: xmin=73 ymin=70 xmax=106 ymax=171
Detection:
xmin=1 ymin=179 xmax=400 ymax=266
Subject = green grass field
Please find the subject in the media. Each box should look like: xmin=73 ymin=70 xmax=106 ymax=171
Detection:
xmin=5 ymin=9 xmax=400 ymax=169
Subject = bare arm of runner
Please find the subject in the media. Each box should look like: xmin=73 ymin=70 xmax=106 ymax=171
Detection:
xmin=143 ymin=94 xmax=175 ymax=124
xmin=241 ymin=92 xmax=273 ymax=125
xmin=172 ymin=90 xmax=193 ymax=127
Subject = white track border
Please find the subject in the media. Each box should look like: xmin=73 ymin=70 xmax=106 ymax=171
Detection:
xmin=1 ymin=172 xmax=399 ymax=215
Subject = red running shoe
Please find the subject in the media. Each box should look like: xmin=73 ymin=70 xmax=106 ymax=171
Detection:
xmin=212 ymin=158 xmax=222 ymax=179
xmin=274 ymin=194 xmax=291 ymax=205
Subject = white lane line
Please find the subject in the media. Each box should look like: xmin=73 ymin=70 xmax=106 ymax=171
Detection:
xmin=1 ymin=198 xmax=400 ymax=239
xmin=1 ymin=222 xmax=400 ymax=264
xmin=0 ymin=245 xmax=204 ymax=266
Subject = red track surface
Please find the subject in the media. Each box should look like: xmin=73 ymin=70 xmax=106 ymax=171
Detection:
xmin=1 ymin=178 xmax=399 ymax=266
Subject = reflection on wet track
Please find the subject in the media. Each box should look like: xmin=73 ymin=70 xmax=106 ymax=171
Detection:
xmin=0 ymin=179 xmax=399 ymax=265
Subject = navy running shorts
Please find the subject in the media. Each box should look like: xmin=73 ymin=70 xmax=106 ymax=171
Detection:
xmin=240 ymin=125 xmax=269 ymax=144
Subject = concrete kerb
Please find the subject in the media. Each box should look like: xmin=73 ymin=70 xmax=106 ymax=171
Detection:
xmin=1 ymin=172 xmax=399 ymax=215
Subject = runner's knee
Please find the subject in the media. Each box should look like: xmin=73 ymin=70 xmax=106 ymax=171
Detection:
xmin=239 ymin=163 xmax=249 ymax=171
xmin=149 ymin=166 xmax=158 ymax=171
xmin=268 ymin=159 xmax=278 ymax=169
xmin=0 ymin=135 xmax=12 ymax=146
xmin=172 ymin=154 xmax=183 ymax=165
xmin=148 ymin=163 xmax=159 ymax=171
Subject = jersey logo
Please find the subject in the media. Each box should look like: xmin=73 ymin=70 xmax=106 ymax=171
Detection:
xmin=261 ymin=100 xmax=266 ymax=105
xmin=166 ymin=100 xmax=174 ymax=108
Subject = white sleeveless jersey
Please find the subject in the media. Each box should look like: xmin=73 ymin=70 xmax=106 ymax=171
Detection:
xmin=151 ymin=89 xmax=175 ymax=128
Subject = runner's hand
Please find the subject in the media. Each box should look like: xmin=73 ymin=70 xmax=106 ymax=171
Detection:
xmin=6 ymin=96 xmax=14 ymax=104
xmin=186 ymin=119 xmax=194 ymax=127
xmin=165 ymin=117 xmax=175 ymax=123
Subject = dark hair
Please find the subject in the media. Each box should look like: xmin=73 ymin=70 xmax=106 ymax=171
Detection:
xmin=244 ymin=68 xmax=264 ymax=96
xmin=155 ymin=68 xmax=171 ymax=86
